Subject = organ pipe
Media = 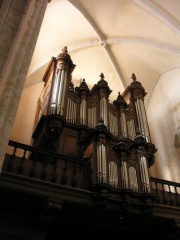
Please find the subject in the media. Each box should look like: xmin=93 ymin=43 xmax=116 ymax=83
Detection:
xmin=66 ymin=98 xmax=77 ymax=123
xmin=121 ymin=160 xmax=129 ymax=189
xmin=109 ymin=112 xmax=118 ymax=136
xmin=97 ymin=144 xmax=107 ymax=183
xmin=88 ymin=106 xmax=97 ymax=128
xmin=129 ymin=166 xmax=138 ymax=192
xmin=127 ymin=119 xmax=136 ymax=140
xmin=80 ymin=99 xmax=86 ymax=125
xmin=139 ymin=156 xmax=151 ymax=193
xmin=109 ymin=161 xmax=118 ymax=188
xmin=120 ymin=112 xmax=128 ymax=138
xmin=135 ymin=99 xmax=150 ymax=142
xmin=50 ymin=69 xmax=67 ymax=115
xmin=100 ymin=97 xmax=108 ymax=126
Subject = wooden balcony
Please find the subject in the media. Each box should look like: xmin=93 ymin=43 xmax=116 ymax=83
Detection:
xmin=1 ymin=140 xmax=180 ymax=210
xmin=1 ymin=140 xmax=180 ymax=239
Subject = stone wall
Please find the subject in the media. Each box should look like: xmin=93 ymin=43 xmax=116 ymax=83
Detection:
xmin=0 ymin=0 xmax=49 ymax=171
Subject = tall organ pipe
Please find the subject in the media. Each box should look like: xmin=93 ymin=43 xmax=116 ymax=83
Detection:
xmin=120 ymin=112 xmax=127 ymax=138
xmin=139 ymin=156 xmax=151 ymax=193
xmin=109 ymin=161 xmax=118 ymax=187
xmin=121 ymin=157 xmax=129 ymax=189
xmin=100 ymin=97 xmax=108 ymax=126
xmin=135 ymin=99 xmax=150 ymax=142
xmin=80 ymin=99 xmax=86 ymax=125
xmin=77 ymin=78 xmax=89 ymax=125
xmin=127 ymin=119 xmax=136 ymax=140
xmin=50 ymin=69 xmax=67 ymax=115
xmin=113 ymin=92 xmax=128 ymax=139
xmin=97 ymin=144 xmax=107 ymax=183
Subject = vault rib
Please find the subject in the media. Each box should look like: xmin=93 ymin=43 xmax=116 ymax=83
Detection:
xmin=68 ymin=0 xmax=126 ymax=89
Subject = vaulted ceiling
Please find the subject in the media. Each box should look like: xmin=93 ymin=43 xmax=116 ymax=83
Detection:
xmin=26 ymin=0 xmax=180 ymax=103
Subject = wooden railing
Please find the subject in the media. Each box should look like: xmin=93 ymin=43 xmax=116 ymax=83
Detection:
xmin=3 ymin=140 xmax=180 ymax=208
xmin=4 ymin=140 xmax=90 ymax=189
xmin=150 ymin=177 xmax=180 ymax=207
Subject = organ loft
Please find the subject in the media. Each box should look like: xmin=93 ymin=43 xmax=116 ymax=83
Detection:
xmin=1 ymin=47 xmax=180 ymax=240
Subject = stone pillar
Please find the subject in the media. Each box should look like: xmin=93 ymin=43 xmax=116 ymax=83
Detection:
xmin=0 ymin=0 xmax=49 ymax=172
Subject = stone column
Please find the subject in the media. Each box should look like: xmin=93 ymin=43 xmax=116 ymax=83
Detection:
xmin=0 ymin=0 xmax=49 ymax=172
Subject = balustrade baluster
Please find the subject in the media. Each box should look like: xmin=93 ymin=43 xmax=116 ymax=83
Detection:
xmin=162 ymin=184 xmax=167 ymax=205
xmin=62 ymin=161 xmax=67 ymax=185
xmin=7 ymin=147 xmax=17 ymax=172
xmin=51 ymin=157 xmax=57 ymax=183
xmin=41 ymin=160 xmax=47 ymax=180
xmin=30 ymin=153 xmax=37 ymax=177
xmin=18 ymin=150 xmax=26 ymax=174
xmin=175 ymin=186 xmax=180 ymax=207
xmin=154 ymin=182 xmax=160 ymax=203
xmin=72 ymin=163 xmax=77 ymax=187
xmin=168 ymin=185 xmax=173 ymax=206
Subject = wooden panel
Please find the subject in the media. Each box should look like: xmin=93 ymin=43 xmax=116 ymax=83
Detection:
xmin=58 ymin=128 xmax=79 ymax=158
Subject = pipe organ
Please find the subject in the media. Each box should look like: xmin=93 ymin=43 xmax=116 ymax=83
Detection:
xmin=33 ymin=47 xmax=156 ymax=195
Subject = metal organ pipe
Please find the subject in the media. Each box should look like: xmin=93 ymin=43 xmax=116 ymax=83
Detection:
xmin=73 ymin=101 xmax=77 ymax=123
xmin=94 ymin=107 xmax=97 ymax=127
xmin=69 ymin=97 xmax=72 ymax=121
xmin=59 ymin=70 xmax=67 ymax=115
xmin=139 ymin=156 xmax=150 ymax=193
xmin=135 ymin=99 xmax=150 ymax=142
xmin=109 ymin=112 xmax=118 ymax=137
xmin=127 ymin=119 xmax=136 ymax=140
xmin=121 ymin=158 xmax=129 ymax=189
xmin=120 ymin=112 xmax=127 ymax=138
xmin=97 ymin=144 xmax=107 ymax=183
xmin=109 ymin=161 xmax=118 ymax=188
xmin=50 ymin=69 xmax=60 ymax=114
xmin=88 ymin=108 xmax=91 ymax=127
xmin=50 ymin=69 xmax=67 ymax=115
xmin=100 ymin=97 xmax=108 ymax=126
xmin=88 ymin=106 xmax=97 ymax=128
xmin=80 ymin=99 xmax=86 ymax=125
xmin=72 ymin=100 xmax=75 ymax=123
xmin=66 ymin=97 xmax=70 ymax=121
xmin=66 ymin=97 xmax=77 ymax=123
xmin=67 ymin=98 xmax=70 ymax=120
xmin=57 ymin=69 xmax=63 ymax=113
xmin=129 ymin=166 xmax=138 ymax=192
xmin=140 ymin=99 xmax=150 ymax=142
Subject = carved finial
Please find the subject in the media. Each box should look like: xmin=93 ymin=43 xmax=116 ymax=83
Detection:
xmin=82 ymin=78 xmax=85 ymax=82
xmin=131 ymin=73 xmax=136 ymax=81
xmin=99 ymin=116 xmax=104 ymax=124
xmin=100 ymin=73 xmax=105 ymax=79
xmin=136 ymin=129 xmax=141 ymax=135
xmin=118 ymin=92 xmax=120 ymax=95
xmin=62 ymin=46 xmax=68 ymax=55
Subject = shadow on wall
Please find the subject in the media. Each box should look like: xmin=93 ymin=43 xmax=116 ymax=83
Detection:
xmin=147 ymin=67 xmax=180 ymax=182
xmin=174 ymin=126 xmax=180 ymax=149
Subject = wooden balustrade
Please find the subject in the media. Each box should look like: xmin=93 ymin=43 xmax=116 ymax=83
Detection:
xmin=4 ymin=140 xmax=87 ymax=189
xmin=150 ymin=177 xmax=180 ymax=207
xmin=3 ymin=140 xmax=180 ymax=208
